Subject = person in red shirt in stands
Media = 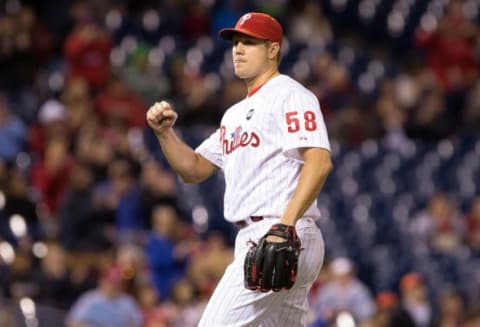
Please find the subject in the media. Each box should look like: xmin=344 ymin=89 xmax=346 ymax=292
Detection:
xmin=94 ymin=73 xmax=147 ymax=129
xmin=415 ymin=0 xmax=478 ymax=91
xmin=64 ymin=17 xmax=112 ymax=91
xmin=31 ymin=137 xmax=75 ymax=219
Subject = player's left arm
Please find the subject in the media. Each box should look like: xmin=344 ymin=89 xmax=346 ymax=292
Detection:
xmin=248 ymin=146 xmax=332 ymax=287
xmin=266 ymin=89 xmax=333 ymax=241
xmin=279 ymin=147 xmax=332 ymax=227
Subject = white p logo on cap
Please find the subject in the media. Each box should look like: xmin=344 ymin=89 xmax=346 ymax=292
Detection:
xmin=238 ymin=13 xmax=252 ymax=26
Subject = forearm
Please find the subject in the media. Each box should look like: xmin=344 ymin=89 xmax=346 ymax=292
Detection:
xmin=280 ymin=149 xmax=333 ymax=225
xmin=156 ymin=129 xmax=202 ymax=183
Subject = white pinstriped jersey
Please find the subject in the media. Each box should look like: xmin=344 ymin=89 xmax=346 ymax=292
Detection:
xmin=196 ymin=74 xmax=330 ymax=223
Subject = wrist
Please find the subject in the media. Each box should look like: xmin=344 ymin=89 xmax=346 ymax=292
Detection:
xmin=155 ymin=128 xmax=174 ymax=140
xmin=279 ymin=217 xmax=297 ymax=226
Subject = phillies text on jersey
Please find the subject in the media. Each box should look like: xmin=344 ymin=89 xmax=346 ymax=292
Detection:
xmin=196 ymin=74 xmax=331 ymax=222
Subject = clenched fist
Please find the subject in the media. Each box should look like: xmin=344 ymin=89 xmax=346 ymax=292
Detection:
xmin=146 ymin=101 xmax=178 ymax=136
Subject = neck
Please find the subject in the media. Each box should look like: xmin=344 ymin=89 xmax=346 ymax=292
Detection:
xmin=245 ymin=68 xmax=279 ymax=95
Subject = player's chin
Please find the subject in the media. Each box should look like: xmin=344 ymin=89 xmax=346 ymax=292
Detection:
xmin=233 ymin=68 xmax=252 ymax=79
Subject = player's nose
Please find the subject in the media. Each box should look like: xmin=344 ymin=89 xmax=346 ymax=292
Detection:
xmin=234 ymin=41 xmax=245 ymax=53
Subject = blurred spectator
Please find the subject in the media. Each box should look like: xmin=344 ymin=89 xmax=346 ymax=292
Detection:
xmin=375 ymin=84 xmax=408 ymax=152
xmin=92 ymin=158 xmax=144 ymax=242
xmin=142 ymin=1 xmax=183 ymax=39
xmin=313 ymin=54 xmax=352 ymax=114
xmin=311 ymin=257 xmax=376 ymax=323
xmin=28 ymin=98 xmax=71 ymax=158
xmin=17 ymin=5 xmax=54 ymax=65
xmin=33 ymin=242 xmax=77 ymax=310
xmin=30 ymin=137 xmax=75 ymax=221
xmin=64 ymin=9 xmax=112 ymax=91
xmin=0 ymin=8 xmax=40 ymax=121
xmin=145 ymin=204 xmax=192 ymax=301
xmin=433 ymin=289 xmax=465 ymax=327
xmin=415 ymin=0 xmax=478 ymax=91
xmin=61 ymin=77 xmax=94 ymax=136
xmin=67 ymin=252 xmax=99 ymax=300
xmin=405 ymin=87 xmax=458 ymax=141
xmin=187 ymin=231 xmax=233 ymax=297
xmin=94 ymin=73 xmax=147 ymax=128
xmin=168 ymin=56 xmax=217 ymax=125
xmin=372 ymin=291 xmax=415 ymax=327
xmin=120 ymin=43 xmax=170 ymax=106
xmin=139 ymin=159 xmax=178 ymax=226
xmin=288 ymin=0 xmax=332 ymax=45
xmin=311 ymin=53 xmax=377 ymax=144
xmin=0 ymin=95 xmax=27 ymax=163
xmin=465 ymin=196 xmax=480 ymax=252
xmin=399 ymin=272 xmax=434 ymax=327
xmin=169 ymin=279 xmax=205 ymax=327
xmin=2 ymin=249 xmax=35 ymax=300
xmin=330 ymin=104 xmax=380 ymax=145
xmin=66 ymin=265 xmax=143 ymax=327
xmin=181 ymin=1 xmax=211 ymax=41
xmin=409 ymin=192 xmax=465 ymax=255
xmin=2 ymin=169 xmax=39 ymax=243
xmin=58 ymin=163 xmax=113 ymax=252
xmin=116 ymin=243 xmax=148 ymax=290
xmin=138 ymin=277 xmax=206 ymax=327
xmin=32 ymin=142 xmax=73 ymax=226
xmin=137 ymin=282 xmax=172 ymax=327
xmin=76 ymin=131 xmax=113 ymax=183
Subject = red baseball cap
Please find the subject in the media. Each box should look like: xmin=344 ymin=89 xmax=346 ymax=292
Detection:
xmin=219 ymin=12 xmax=283 ymax=46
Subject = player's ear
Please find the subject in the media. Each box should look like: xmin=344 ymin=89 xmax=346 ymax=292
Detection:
xmin=267 ymin=42 xmax=280 ymax=60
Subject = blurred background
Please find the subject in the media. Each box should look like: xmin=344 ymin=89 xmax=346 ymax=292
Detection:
xmin=0 ymin=0 xmax=480 ymax=326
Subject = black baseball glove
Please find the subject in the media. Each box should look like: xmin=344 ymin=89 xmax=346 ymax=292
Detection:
xmin=244 ymin=223 xmax=302 ymax=292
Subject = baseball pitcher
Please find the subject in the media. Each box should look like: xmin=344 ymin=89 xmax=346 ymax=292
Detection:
xmin=147 ymin=12 xmax=333 ymax=327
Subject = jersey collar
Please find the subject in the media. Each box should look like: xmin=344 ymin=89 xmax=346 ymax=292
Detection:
xmin=247 ymin=83 xmax=265 ymax=97
xmin=246 ymin=74 xmax=281 ymax=97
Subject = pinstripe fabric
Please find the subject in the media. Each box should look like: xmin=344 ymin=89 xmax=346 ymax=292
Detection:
xmin=195 ymin=74 xmax=331 ymax=223
xmin=198 ymin=218 xmax=324 ymax=327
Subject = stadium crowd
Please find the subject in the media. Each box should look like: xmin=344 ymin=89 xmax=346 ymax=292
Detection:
xmin=0 ymin=0 xmax=480 ymax=326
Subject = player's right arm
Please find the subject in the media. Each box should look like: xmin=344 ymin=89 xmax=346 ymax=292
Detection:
xmin=146 ymin=101 xmax=218 ymax=183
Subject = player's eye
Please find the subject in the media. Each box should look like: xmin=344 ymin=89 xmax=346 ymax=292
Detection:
xmin=233 ymin=38 xmax=261 ymax=46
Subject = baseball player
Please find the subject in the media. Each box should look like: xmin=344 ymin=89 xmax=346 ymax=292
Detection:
xmin=146 ymin=12 xmax=333 ymax=327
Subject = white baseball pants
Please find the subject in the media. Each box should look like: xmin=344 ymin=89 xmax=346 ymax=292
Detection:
xmin=198 ymin=217 xmax=325 ymax=327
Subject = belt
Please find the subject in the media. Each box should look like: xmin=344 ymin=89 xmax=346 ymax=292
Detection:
xmin=234 ymin=216 xmax=264 ymax=228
